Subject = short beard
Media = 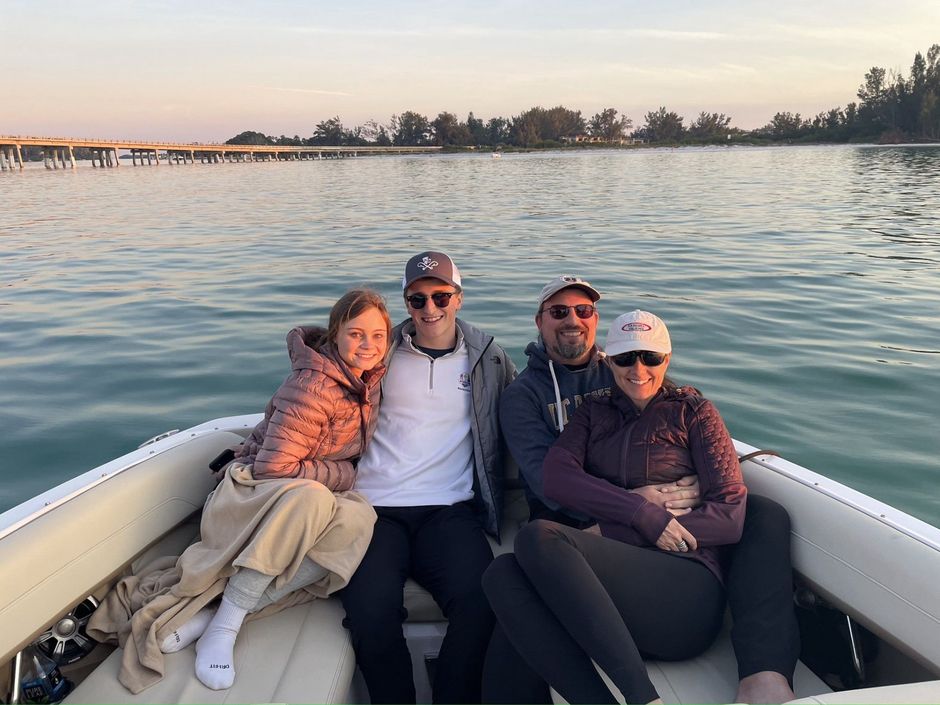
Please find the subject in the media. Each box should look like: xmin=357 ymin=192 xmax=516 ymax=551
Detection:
xmin=550 ymin=339 xmax=587 ymax=361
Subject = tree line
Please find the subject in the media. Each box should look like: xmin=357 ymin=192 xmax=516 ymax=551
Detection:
xmin=225 ymin=44 xmax=938 ymax=149
xmin=758 ymin=45 xmax=940 ymax=142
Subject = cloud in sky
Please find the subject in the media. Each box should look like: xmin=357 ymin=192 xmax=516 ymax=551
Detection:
xmin=3 ymin=0 xmax=938 ymax=140
xmin=248 ymin=85 xmax=354 ymax=97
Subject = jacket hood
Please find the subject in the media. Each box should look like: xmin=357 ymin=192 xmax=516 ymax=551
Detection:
xmin=515 ymin=340 xmax=611 ymax=433
xmin=286 ymin=326 xmax=384 ymax=392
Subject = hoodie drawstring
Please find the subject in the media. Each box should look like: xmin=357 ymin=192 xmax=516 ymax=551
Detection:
xmin=548 ymin=359 xmax=566 ymax=433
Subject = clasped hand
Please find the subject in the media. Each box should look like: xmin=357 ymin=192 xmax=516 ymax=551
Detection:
xmin=629 ymin=474 xmax=700 ymax=516
xmin=655 ymin=517 xmax=697 ymax=553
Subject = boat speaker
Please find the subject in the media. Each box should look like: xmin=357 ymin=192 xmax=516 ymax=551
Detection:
xmin=32 ymin=596 xmax=100 ymax=666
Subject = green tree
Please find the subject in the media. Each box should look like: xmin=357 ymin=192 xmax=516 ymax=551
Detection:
xmin=922 ymin=45 xmax=940 ymax=139
xmin=486 ymin=117 xmax=511 ymax=146
xmin=687 ymin=112 xmax=732 ymax=140
xmin=857 ymin=66 xmax=891 ymax=135
xmin=226 ymin=130 xmax=273 ymax=145
xmin=391 ymin=111 xmax=431 ymax=146
xmin=511 ymin=105 xmax=585 ymax=145
xmin=466 ymin=112 xmax=487 ymax=146
xmin=511 ymin=112 xmax=541 ymax=146
xmin=762 ymin=112 xmax=808 ymax=139
xmin=431 ymin=111 xmax=471 ymax=146
xmin=588 ymin=108 xmax=633 ymax=142
xmin=344 ymin=125 xmax=367 ymax=146
xmin=642 ymin=107 xmax=685 ymax=142
xmin=311 ymin=117 xmax=345 ymax=145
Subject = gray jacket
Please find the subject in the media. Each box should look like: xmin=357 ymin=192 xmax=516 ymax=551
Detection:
xmin=389 ymin=318 xmax=517 ymax=539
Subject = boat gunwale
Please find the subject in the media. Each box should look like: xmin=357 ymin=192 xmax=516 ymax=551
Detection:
xmin=734 ymin=439 xmax=940 ymax=554
xmin=0 ymin=413 xmax=263 ymax=542
xmin=3 ymin=422 xmax=938 ymax=555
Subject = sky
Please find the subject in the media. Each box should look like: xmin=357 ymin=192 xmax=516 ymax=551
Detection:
xmin=3 ymin=0 xmax=938 ymax=142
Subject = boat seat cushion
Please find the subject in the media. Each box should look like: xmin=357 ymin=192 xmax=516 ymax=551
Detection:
xmin=551 ymin=621 xmax=831 ymax=704
xmin=64 ymin=598 xmax=354 ymax=704
xmin=786 ymin=679 xmax=940 ymax=704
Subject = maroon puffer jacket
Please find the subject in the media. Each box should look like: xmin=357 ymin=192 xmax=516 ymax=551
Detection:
xmin=236 ymin=326 xmax=385 ymax=491
xmin=543 ymin=383 xmax=745 ymax=582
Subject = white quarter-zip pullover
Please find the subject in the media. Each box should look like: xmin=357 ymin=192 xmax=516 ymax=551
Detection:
xmin=354 ymin=334 xmax=475 ymax=507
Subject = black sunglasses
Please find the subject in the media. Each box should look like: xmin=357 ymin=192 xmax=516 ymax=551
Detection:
xmin=610 ymin=350 xmax=668 ymax=368
xmin=406 ymin=292 xmax=457 ymax=309
xmin=539 ymin=304 xmax=596 ymax=320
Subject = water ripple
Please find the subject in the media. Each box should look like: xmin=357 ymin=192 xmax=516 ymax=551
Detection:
xmin=2 ymin=145 xmax=940 ymax=525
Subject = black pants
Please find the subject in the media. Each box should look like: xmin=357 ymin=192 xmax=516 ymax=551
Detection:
xmin=484 ymin=520 xmax=725 ymax=704
xmin=339 ymin=502 xmax=495 ymax=704
xmin=483 ymin=495 xmax=800 ymax=703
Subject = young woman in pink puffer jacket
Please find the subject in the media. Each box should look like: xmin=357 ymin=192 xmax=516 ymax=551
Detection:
xmin=166 ymin=288 xmax=391 ymax=691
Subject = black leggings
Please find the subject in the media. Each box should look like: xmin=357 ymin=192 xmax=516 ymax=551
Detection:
xmin=483 ymin=520 xmax=725 ymax=704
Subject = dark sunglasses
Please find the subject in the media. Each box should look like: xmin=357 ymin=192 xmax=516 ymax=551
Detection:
xmin=406 ymin=292 xmax=457 ymax=309
xmin=610 ymin=350 xmax=668 ymax=368
xmin=539 ymin=304 xmax=596 ymax=320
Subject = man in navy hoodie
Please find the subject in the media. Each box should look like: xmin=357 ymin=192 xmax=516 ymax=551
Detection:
xmin=492 ymin=275 xmax=799 ymax=704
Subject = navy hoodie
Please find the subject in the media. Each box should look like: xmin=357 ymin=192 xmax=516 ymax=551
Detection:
xmin=499 ymin=340 xmax=613 ymax=517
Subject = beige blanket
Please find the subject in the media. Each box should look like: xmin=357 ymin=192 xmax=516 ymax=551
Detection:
xmin=87 ymin=462 xmax=376 ymax=693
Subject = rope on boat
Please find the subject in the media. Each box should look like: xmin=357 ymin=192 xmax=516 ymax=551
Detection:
xmin=737 ymin=449 xmax=781 ymax=463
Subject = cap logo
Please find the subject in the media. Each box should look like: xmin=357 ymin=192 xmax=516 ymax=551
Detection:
xmin=417 ymin=256 xmax=439 ymax=272
xmin=622 ymin=322 xmax=652 ymax=332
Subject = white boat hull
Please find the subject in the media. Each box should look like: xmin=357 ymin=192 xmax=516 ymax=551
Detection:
xmin=1 ymin=416 xmax=938 ymax=703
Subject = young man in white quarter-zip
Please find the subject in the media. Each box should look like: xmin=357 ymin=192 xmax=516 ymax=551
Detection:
xmin=340 ymin=251 xmax=516 ymax=704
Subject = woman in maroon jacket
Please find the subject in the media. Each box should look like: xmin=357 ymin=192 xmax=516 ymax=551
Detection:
xmin=484 ymin=310 xmax=746 ymax=705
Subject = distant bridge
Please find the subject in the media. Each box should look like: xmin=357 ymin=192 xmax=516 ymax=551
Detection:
xmin=0 ymin=135 xmax=441 ymax=170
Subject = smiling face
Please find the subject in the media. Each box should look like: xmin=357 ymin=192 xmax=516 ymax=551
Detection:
xmin=335 ymin=307 xmax=389 ymax=377
xmin=608 ymin=352 xmax=671 ymax=412
xmin=536 ymin=288 xmax=599 ymax=366
xmin=405 ymin=277 xmax=462 ymax=349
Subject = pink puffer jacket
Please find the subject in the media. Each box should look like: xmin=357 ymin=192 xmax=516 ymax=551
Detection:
xmin=236 ymin=326 xmax=385 ymax=491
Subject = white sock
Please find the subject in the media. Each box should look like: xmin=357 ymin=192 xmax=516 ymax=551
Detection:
xmin=195 ymin=597 xmax=247 ymax=690
xmin=160 ymin=606 xmax=214 ymax=653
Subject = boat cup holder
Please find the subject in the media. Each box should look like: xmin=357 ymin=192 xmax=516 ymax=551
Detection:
xmin=32 ymin=596 xmax=99 ymax=666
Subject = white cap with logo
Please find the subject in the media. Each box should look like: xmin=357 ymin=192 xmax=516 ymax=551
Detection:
xmin=537 ymin=275 xmax=601 ymax=308
xmin=605 ymin=310 xmax=672 ymax=356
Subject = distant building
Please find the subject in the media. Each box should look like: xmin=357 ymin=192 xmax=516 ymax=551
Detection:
xmin=560 ymin=134 xmax=604 ymax=143
xmin=561 ymin=134 xmax=645 ymax=145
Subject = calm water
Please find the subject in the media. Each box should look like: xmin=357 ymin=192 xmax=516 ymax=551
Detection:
xmin=1 ymin=145 xmax=939 ymax=526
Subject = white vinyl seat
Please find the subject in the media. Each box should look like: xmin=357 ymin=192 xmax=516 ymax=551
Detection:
xmin=550 ymin=619 xmax=831 ymax=704
xmin=786 ymin=679 xmax=940 ymax=704
xmin=65 ymin=598 xmax=355 ymax=704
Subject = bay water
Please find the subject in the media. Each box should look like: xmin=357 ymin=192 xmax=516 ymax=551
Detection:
xmin=1 ymin=145 xmax=938 ymax=527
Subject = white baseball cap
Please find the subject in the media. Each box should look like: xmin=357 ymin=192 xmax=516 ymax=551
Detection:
xmin=537 ymin=275 xmax=601 ymax=308
xmin=605 ymin=310 xmax=672 ymax=356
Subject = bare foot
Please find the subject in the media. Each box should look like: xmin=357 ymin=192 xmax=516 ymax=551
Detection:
xmin=735 ymin=671 xmax=795 ymax=704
